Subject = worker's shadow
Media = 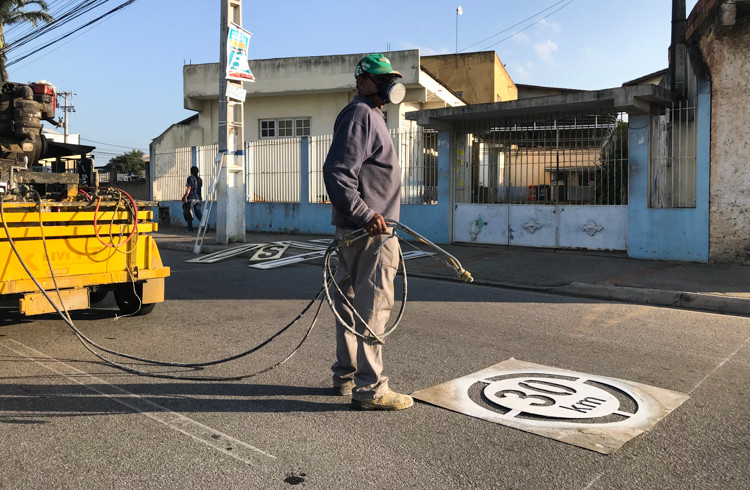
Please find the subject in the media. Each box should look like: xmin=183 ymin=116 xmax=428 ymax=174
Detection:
xmin=0 ymin=381 xmax=350 ymax=421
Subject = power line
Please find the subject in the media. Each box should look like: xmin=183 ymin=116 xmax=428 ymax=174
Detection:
xmin=476 ymin=0 xmax=576 ymax=52
xmin=424 ymin=0 xmax=577 ymax=74
xmin=5 ymin=1 xmax=111 ymax=54
xmin=80 ymin=137 xmax=148 ymax=151
xmin=5 ymin=0 xmax=139 ymax=68
xmin=459 ymin=0 xmax=569 ymax=53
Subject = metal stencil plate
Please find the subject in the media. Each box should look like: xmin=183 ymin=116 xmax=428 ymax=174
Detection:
xmin=412 ymin=358 xmax=689 ymax=454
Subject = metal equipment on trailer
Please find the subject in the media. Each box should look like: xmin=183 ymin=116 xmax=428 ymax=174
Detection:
xmin=0 ymin=80 xmax=169 ymax=317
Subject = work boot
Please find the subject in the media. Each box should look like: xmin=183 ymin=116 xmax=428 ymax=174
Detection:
xmin=351 ymin=390 xmax=414 ymax=411
xmin=332 ymin=380 xmax=355 ymax=396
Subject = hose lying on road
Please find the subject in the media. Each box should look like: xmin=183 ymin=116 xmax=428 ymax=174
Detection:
xmin=1 ymin=194 xmax=471 ymax=381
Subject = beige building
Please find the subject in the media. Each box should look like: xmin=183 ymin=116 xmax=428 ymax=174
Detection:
xmin=421 ymin=51 xmax=517 ymax=104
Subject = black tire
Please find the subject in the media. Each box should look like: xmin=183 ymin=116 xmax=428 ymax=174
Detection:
xmin=114 ymin=283 xmax=156 ymax=316
xmin=89 ymin=287 xmax=109 ymax=304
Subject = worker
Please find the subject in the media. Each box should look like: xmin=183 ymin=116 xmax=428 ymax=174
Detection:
xmin=322 ymin=54 xmax=412 ymax=411
xmin=182 ymin=166 xmax=203 ymax=233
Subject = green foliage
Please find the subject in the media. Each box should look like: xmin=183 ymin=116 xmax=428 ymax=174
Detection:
xmin=108 ymin=149 xmax=146 ymax=177
xmin=0 ymin=1 xmax=54 ymax=81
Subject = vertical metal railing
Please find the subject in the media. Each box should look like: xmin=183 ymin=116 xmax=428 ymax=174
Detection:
xmin=398 ymin=128 xmax=438 ymax=204
xmin=154 ymin=127 xmax=438 ymax=205
xmin=649 ymin=100 xmax=697 ymax=208
xmin=308 ymin=127 xmax=438 ymax=205
xmin=151 ymin=146 xmax=193 ymax=201
xmin=455 ymin=110 xmax=628 ymax=205
xmin=245 ymin=138 xmax=301 ymax=202
xmin=309 ymin=134 xmax=333 ymax=203
xmin=196 ymin=144 xmax=219 ymax=201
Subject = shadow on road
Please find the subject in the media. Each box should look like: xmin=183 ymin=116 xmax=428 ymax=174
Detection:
xmin=0 ymin=382 xmax=349 ymax=420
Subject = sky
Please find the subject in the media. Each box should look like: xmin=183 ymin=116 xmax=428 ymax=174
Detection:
xmin=7 ymin=0 xmax=700 ymax=163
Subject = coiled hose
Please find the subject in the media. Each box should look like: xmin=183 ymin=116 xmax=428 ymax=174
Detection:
xmin=1 ymin=194 xmax=471 ymax=381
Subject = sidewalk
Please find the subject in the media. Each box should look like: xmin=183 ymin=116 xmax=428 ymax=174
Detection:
xmin=152 ymin=225 xmax=750 ymax=317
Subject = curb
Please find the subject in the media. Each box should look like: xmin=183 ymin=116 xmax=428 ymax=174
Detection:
xmin=558 ymin=282 xmax=750 ymax=316
xmin=154 ymin=240 xmax=750 ymax=317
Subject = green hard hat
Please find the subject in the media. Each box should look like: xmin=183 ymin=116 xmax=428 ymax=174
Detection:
xmin=355 ymin=54 xmax=403 ymax=79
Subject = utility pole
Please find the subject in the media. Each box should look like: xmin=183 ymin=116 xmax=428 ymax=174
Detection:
xmin=217 ymin=0 xmax=246 ymax=244
xmin=57 ymin=91 xmax=75 ymax=143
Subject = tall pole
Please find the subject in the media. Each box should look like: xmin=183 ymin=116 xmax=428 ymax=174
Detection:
xmin=217 ymin=0 xmax=246 ymax=244
xmin=57 ymin=91 xmax=75 ymax=143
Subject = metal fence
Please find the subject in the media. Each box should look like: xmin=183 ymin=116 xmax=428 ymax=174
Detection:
xmin=152 ymin=146 xmax=193 ymax=201
xmin=397 ymin=128 xmax=438 ymax=204
xmin=153 ymin=127 xmax=439 ymax=205
xmin=454 ymin=110 xmax=629 ymax=205
xmin=151 ymin=145 xmax=219 ymax=201
xmin=245 ymin=137 xmax=301 ymax=202
xmin=309 ymin=134 xmax=332 ymax=203
xmin=649 ymin=100 xmax=697 ymax=208
xmin=307 ymin=128 xmax=438 ymax=205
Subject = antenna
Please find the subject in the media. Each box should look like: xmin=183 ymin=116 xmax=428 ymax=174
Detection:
xmin=456 ymin=6 xmax=463 ymax=67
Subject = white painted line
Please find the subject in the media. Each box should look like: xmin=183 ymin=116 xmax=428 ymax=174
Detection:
xmin=0 ymin=340 xmax=276 ymax=464
xmin=689 ymin=334 xmax=750 ymax=395
xmin=273 ymin=240 xmax=329 ymax=251
xmin=248 ymin=250 xmax=327 ymax=269
xmin=185 ymin=244 xmax=265 ymax=263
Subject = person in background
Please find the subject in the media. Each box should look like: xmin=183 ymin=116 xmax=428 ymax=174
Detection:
xmin=182 ymin=166 xmax=203 ymax=233
xmin=322 ymin=54 xmax=412 ymax=411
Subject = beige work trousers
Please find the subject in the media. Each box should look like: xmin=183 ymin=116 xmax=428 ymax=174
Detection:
xmin=331 ymin=227 xmax=400 ymax=400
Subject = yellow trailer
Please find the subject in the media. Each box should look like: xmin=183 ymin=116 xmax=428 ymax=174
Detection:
xmin=0 ymin=199 xmax=170 ymax=316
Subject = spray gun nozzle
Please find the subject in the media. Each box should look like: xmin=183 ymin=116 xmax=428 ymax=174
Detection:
xmin=458 ymin=269 xmax=473 ymax=283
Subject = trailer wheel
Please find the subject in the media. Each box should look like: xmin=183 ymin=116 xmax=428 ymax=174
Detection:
xmin=89 ymin=287 xmax=109 ymax=304
xmin=114 ymin=283 xmax=155 ymax=316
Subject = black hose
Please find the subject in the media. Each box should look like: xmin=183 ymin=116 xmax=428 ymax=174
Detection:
xmin=1 ymin=194 xmax=471 ymax=381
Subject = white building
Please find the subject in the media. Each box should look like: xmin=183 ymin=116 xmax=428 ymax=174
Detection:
xmin=152 ymin=49 xmax=464 ymax=151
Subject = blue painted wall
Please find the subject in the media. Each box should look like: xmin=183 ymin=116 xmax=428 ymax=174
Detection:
xmin=627 ymin=82 xmax=711 ymax=262
xmin=160 ymin=135 xmax=452 ymax=243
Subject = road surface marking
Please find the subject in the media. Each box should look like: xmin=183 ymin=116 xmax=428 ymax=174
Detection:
xmin=1 ymin=339 xmax=276 ymax=465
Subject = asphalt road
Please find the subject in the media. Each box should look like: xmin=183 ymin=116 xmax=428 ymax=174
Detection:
xmin=1 ymin=249 xmax=749 ymax=489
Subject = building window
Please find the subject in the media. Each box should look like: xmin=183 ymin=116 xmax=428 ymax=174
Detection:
xmin=259 ymin=118 xmax=311 ymax=138
xmin=295 ymin=118 xmax=310 ymax=136
xmin=260 ymin=120 xmax=276 ymax=138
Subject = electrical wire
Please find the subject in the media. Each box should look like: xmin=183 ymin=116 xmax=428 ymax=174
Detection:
xmin=423 ymin=0 xmax=577 ymax=75
xmin=80 ymin=138 xmax=148 ymax=152
xmin=459 ymin=0 xmax=570 ymax=53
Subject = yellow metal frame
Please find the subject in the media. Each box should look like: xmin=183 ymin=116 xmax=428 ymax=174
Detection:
xmin=0 ymin=201 xmax=170 ymax=312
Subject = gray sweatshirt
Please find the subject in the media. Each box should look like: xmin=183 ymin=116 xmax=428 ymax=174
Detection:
xmin=323 ymin=95 xmax=401 ymax=229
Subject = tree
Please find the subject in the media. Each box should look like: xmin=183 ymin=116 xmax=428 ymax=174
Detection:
xmin=108 ymin=149 xmax=146 ymax=177
xmin=0 ymin=0 xmax=53 ymax=82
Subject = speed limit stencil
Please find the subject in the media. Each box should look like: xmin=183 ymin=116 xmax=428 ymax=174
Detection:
xmin=411 ymin=358 xmax=689 ymax=454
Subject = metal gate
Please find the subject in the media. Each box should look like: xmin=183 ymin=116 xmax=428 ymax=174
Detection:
xmin=452 ymin=110 xmax=629 ymax=250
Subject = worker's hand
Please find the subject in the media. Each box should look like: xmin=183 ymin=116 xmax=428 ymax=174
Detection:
xmin=364 ymin=214 xmax=387 ymax=236
xmin=182 ymin=196 xmax=187 ymax=203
